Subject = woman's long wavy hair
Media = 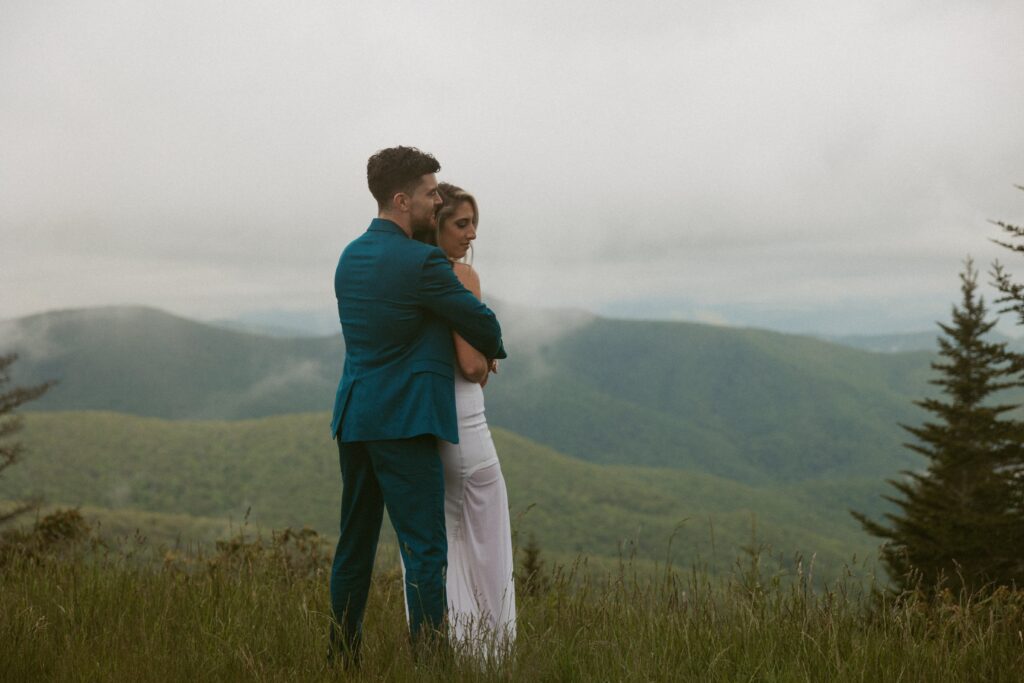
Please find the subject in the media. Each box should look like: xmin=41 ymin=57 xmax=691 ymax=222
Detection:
xmin=415 ymin=182 xmax=478 ymax=264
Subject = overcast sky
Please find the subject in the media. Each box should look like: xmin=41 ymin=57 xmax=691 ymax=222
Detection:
xmin=2 ymin=0 xmax=1023 ymax=334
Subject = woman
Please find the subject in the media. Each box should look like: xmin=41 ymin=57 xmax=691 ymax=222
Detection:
xmin=407 ymin=182 xmax=516 ymax=658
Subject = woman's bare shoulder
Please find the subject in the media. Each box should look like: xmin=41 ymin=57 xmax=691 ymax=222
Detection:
xmin=452 ymin=262 xmax=481 ymax=289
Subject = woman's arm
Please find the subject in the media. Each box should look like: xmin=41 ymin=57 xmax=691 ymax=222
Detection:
xmin=451 ymin=264 xmax=490 ymax=384
xmin=417 ymin=249 xmax=505 ymax=359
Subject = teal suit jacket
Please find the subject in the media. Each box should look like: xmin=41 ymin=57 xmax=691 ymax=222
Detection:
xmin=330 ymin=218 xmax=506 ymax=443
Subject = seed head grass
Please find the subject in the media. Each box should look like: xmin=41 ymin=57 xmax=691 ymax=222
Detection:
xmin=2 ymin=514 xmax=1023 ymax=682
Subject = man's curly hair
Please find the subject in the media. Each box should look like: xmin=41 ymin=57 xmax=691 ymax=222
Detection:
xmin=366 ymin=146 xmax=441 ymax=210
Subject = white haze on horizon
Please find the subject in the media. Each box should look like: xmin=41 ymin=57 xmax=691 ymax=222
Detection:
xmin=2 ymin=0 xmax=1023 ymax=335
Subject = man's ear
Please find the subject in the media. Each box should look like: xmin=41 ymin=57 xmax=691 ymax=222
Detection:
xmin=392 ymin=192 xmax=410 ymax=213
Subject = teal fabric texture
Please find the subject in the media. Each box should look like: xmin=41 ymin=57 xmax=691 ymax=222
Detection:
xmin=327 ymin=217 xmax=506 ymax=657
xmin=330 ymin=219 xmax=506 ymax=443
xmin=330 ymin=436 xmax=447 ymax=652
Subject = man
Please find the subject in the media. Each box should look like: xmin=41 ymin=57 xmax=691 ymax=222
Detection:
xmin=329 ymin=146 xmax=506 ymax=663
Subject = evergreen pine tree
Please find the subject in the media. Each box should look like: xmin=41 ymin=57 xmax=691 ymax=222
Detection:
xmin=989 ymin=186 xmax=1024 ymax=327
xmin=852 ymin=260 xmax=1024 ymax=594
xmin=0 ymin=354 xmax=54 ymax=526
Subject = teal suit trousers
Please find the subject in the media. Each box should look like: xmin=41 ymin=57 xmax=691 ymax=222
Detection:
xmin=330 ymin=435 xmax=446 ymax=652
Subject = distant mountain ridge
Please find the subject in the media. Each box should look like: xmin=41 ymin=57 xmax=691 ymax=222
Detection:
xmin=0 ymin=306 xmax=344 ymax=420
xmin=208 ymin=309 xmax=340 ymax=338
xmin=822 ymin=329 xmax=1024 ymax=354
xmin=822 ymin=331 xmax=942 ymax=353
xmin=0 ymin=305 xmax=943 ymax=485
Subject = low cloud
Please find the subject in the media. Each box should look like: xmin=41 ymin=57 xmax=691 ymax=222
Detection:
xmin=0 ymin=316 xmax=61 ymax=363
xmin=202 ymin=358 xmax=329 ymax=417
xmin=488 ymin=298 xmax=596 ymax=381
xmin=2 ymin=1 xmax=1023 ymax=333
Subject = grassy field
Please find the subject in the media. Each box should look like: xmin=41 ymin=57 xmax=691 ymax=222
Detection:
xmin=2 ymin=516 xmax=1023 ymax=682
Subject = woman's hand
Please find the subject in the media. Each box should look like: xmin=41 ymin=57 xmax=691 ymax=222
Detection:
xmin=479 ymin=359 xmax=499 ymax=388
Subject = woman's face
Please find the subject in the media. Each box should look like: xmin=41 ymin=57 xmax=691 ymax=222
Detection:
xmin=438 ymin=200 xmax=477 ymax=260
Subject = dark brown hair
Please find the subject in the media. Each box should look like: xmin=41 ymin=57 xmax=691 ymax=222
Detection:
xmin=366 ymin=146 xmax=441 ymax=210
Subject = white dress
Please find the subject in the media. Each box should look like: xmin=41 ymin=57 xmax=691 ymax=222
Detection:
xmin=404 ymin=370 xmax=517 ymax=657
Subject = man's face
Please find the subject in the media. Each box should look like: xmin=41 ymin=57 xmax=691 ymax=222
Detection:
xmin=406 ymin=173 xmax=443 ymax=233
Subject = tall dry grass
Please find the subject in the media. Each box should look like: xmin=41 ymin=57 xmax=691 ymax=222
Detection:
xmin=2 ymin=512 xmax=1023 ymax=682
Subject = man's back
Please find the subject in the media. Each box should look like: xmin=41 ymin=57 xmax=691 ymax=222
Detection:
xmin=330 ymin=218 xmax=505 ymax=443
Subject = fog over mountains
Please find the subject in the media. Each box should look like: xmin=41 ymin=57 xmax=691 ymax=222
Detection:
xmin=1 ymin=303 xmax=939 ymax=486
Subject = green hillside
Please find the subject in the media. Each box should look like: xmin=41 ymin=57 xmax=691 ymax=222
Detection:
xmin=489 ymin=316 xmax=936 ymax=481
xmin=2 ymin=412 xmax=881 ymax=580
xmin=7 ymin=502 xmax=238 ymax=549
xmin=1 ymin=306 xmax=939 ymax=484
xmin=0 ymin=306 xmax=344 ymax=419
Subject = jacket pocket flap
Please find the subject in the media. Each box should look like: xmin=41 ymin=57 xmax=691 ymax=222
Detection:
xmin=410 ymin=359 xmax=454 ymax=379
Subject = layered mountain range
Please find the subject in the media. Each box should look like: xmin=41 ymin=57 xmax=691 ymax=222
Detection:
xmin=1 ymin=304 xmax=937 ymax=483
xmin=0 ymin=304 xmax=969 ymax=578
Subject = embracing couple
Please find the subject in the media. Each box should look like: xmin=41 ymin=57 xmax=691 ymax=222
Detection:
xmin=328 ymin=146 xmax=514 ymax=665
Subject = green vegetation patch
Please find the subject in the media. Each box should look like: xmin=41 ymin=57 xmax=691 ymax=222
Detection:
xmin=3 ymin=411 xmax=883 ymax=581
